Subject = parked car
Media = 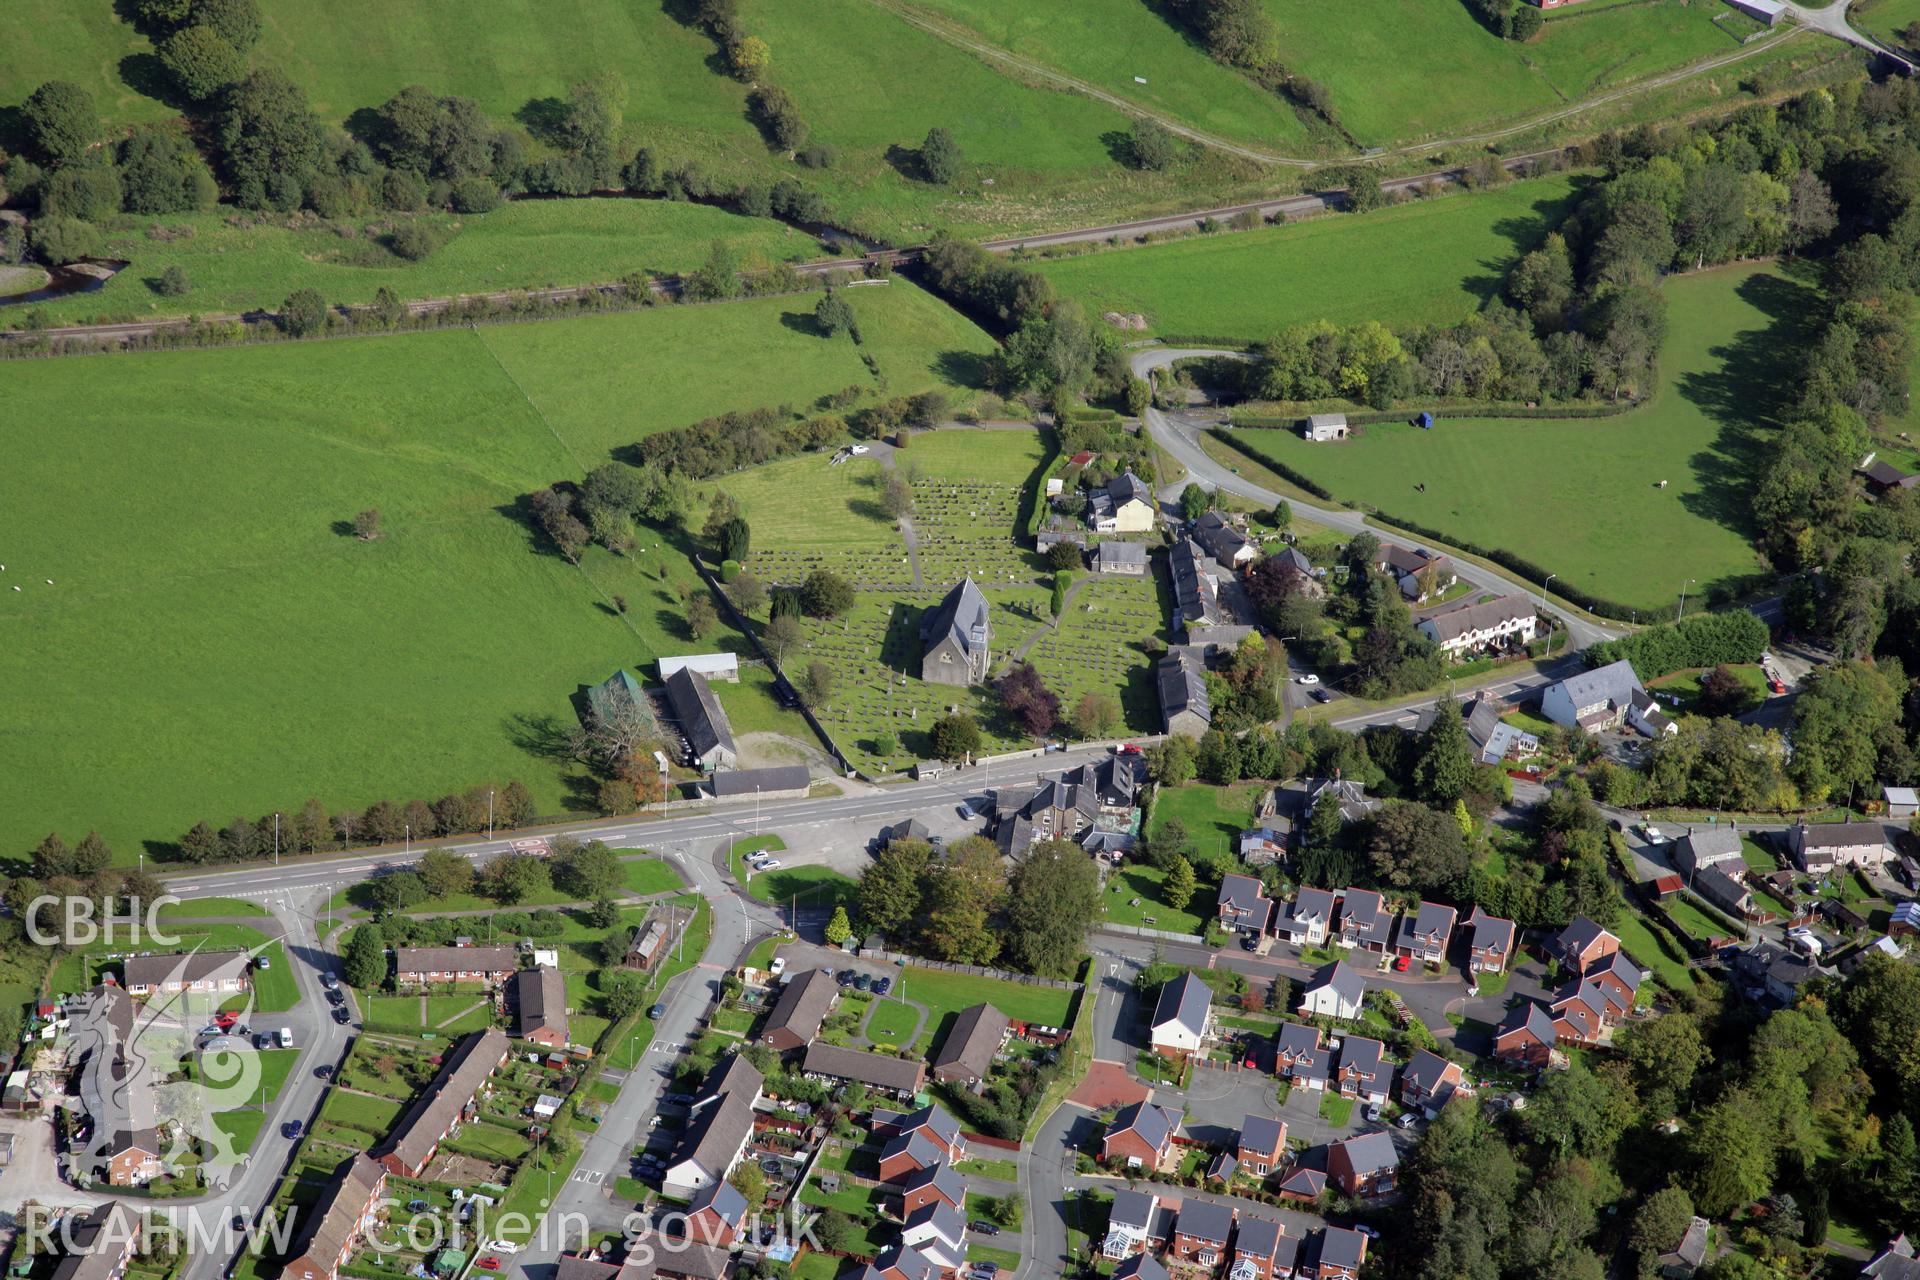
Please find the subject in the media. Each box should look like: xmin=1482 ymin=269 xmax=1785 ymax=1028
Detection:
xmin=837 ymin=969 xmax=857 ymax=986
xmin=756 ymin=858 xmax=783 ymax=871
xmin=1392 ymin=956 xmax=1411 ymax=972
xmin=314 ymin=1065 xmax=333 ymax=1080
xmin=1312 ymin=688 xmax=1334 ymax=703
xmin=321 ymin=972 xmax=339 ymax=990
xmin=331 ymin=1007 xmax=351 ymax=1024
xmin=1397 ymin=1113 xmax=1421 ymax=1130
xmin=1356 ymin=1225 xmax=1382 ymax=1241
xmin=970 ymin=1222 xmax=1000 ymax=1237
xmin=662 ymin=1093 xmax=694 ymax=1106
xmin=477 ymin=1258 xmax=502 ymax=1271
xmin=327 ymin=988 xmax=346 ymax=1005
xmin=853 ymin=973 xmax=872 ymax=992
xmin=1296 ymin=673 xmax=1320 ymax=685
xmin=871 ymin=976 xmax=892 ymax=996
xmin=281 ymin=1121 xmax=303 ymax=1139
xmin=1363 ymin=1104 xmax=1382 ymax=1122
xmin=1640 ymin=824 xmax=1668 ymax=845
xmin=255 ymin=955 xmax=270 ymax=970
xmin=957 ymin=803 xmax=973 ymax=819
xmin=647 ymin=1003 xmax=667 ymax=1020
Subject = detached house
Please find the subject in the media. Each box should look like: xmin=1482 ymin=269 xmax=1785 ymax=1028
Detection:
xmin=759 ymin=968 xmax=838 ymax=1053
xmin=508 ymin=966 xmax=568 ymax=1049
xmin=1275 ymin=1023 xmax=1328 ymax=1091
xmin=1541 ymin=659 xmax=1649 ymax=735
xmin=1298 ymin=961 xmax=1365 ymax=1021
xmin=1273 ymin=887 xmax=1337 ymax=948
xmin=1172 ymin=1201 xmax=1235 ymax=1271
xmin=1089 ymin=471 xmax=1158 ymax=534
xmin=1237 ymin=1114 xmax=1287 ymax=1178
xmin=1466 ymin=907 xmax=1515 ymax=975
xmin=1336 ymin=888 xmax=1393 ymax=952
xmin=1231 ymin=1216 xmax=1292 ymax=1280
xmin=930 ymin=1002 xmax=1009 ymax=1090
xmin=1400 ymin=1049 xmax=1466 ymax=1118
xmin=1377 ymin=544 xmax=1456 ymax=602
xmin=1149 ymin=972 xmax=1214 ymax=1061
xmin=919 ymin=578 xmax=992 ymax=687
xmin=1393 ymin=901 xmax=1457 ymax=969
xmin=1114 ymin=1255 xmax=1172 ymax=1280
xmin=1463 ymin=697 xmax=1539 ymax=764
xmin=1548 ymin=917 xmax=1619 ymax=974
xmin=1317 ymin=1226 xmax=1369 ymax=1280
xmin=1102 ymin=1188 xmax=1168 ymax=1260
xmin=1102 ymin=1099 xmax=1182 ymax=1168
xmin=1328 ymin=1130 xmax=1398 ymax=1197
xmin=1218 ymin=874 xmax=1274 ymax=937
xmin=1492 ymin=1001 xmax=1558 ymax=1070
xmin=1333 ymin=1036 xmax=1390 ymax=1105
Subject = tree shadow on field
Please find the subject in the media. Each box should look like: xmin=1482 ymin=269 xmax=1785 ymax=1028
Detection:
xmin=516 ymin=97 xmax=571 ymax=148
xmin=1675 ymin=269 xmax=1819 ymax=541
xmin=0 ymin=106 xmax=24 ymax=158
xmin=329 ymin=520 xmax=358 ymax=538
xmin=779 ymin=309 xmax=826 ymax=338
xmin=504 ymin=712 xmax=578 ymax=764
xmin=344 ymin=107 xmax=390 ymax=153
xmin=883 ymin=144 xmax=931 ymax=184
xmin=117 ymin=54 xmax=187 ymax=112
xmin=934 ymin=349 xmax=992 ymax=391
xmin=1099 ymin=130 xmax=1135 ymax=167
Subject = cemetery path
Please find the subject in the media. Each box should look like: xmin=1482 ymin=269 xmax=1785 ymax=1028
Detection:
xmin=1010 ymin=577 xmax=1090 ymax=660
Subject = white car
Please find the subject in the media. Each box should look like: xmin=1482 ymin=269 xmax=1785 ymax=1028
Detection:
xmin=1640 ymin=825 xmax=1668 ymax=845
xmin=1295 ymin=673 xmax=1320 ymax=685
xmin=483 ymin=1243 xmax=521 ymax=1256
xmin=849 ymin=445 xmax=870 ymax=455
xmin=756 ymin=858 xmax=783 ymax=871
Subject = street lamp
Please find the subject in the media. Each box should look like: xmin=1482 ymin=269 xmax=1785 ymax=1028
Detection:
xmin=488 ymin=789 xmax=495 ymax=841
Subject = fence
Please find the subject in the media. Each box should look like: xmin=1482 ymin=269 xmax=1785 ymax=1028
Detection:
xmin=1098 ymin=923 xmax=1206 ymax=945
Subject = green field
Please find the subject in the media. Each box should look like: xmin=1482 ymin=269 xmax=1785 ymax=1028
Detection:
xmin=902 ymin=965 xmax=1077 ymax=1028
xmin=250 ymin=942 xmax=299 ymax=1011
xmin=0 ymin=285 xmax=990 ymax=861
xmin=1232 ymin=262 xmax=1788 ymax=612
xmin=1265 ymin=0 xmax=1745 ymax=145
xmin=1852 ymin=0 xmax=1920 ymax=47
xmin=15 ymin=200 xmax=828 ymax=328
xmin=1102 ymin=863 xmax=1205 ymax=935
xmin=1033 ymin=174 xmax=1581 ymax=341
xmin=1150 ymin=782 xmax=1264 ymax=854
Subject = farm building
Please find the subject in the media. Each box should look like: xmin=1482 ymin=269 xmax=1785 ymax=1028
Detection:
xmin=919 ymin=578 xmax=993 ymax=686
xmin=1303 ymin=413 xmax=1349 ymax=442
xmin=658 ymin=653 xmax=740 ymax=682
xmin=586 ymin=669 xmax=645 ymax=728
xmin=1727 ymin=0 xmax=1785 ymax=24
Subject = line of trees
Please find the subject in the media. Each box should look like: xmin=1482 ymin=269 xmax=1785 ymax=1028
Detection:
xmin=1155 ymin=0 xmax=1339 ymax=128
xmin=1582 ymin=610 xmax=1771 ymax=680
xmin=164 ymin=780 xmax=539 ymax=865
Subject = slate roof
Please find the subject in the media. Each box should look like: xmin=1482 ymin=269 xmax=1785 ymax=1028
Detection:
xmin=1152 ymin=972 xmax=1212 ymax=1038
xmin=1291 ymin=887 xmax=1337 ymax=927
xmin=1401 ymin=1049 xmax=1459 ymax=1098
xmin=1097 ymin=541 xmax=1149 ymax=571
xmin=1279 ymin=1167 xmax=1325 ymax=1198
xmin=931 ymin=1002 xmax=1009 ymax=1082
xmin=122 ymin=949 xmax=251 ymax=990
xmin=1235 ymin=1216 xmax=1285 ymax=1260
xmin=1218 ymin=873 xmax=1268 ymax=920
xmin=1405 ymin=900 xmax=1457 ymax=948
xmin=677 ymin=1053 xmax=764 ymax=1180
xmin=1335 ymin=1129 xmax=1398 ymax=1177
xmin=1338 ymin=887 xmax=1392 ymax=945
xmin=1791 ymin=821 xmax=1888 ymax=853
xmin=1174 ymin=1199 xmax=1234 ymax=1244
xmin=1419 ymin=593 xmax=1533 ymax=643
xmin=1467 ymin=906 xmax=1515 ymax=956
xmin=1320 ymin=1226 xmax=1368 ymax=1271
xmin=1156 ymin=649 xmax=1211 ymax=728
xmin=687 ymin=1178 xmax=747 ymax=1228
xmin=376 ymin=1028 xmax=509 ymax=1173
xmin=393 ymin=945 xmax=518 ymax=977
xmin=762 ymin=968 xmax=838 ymax=1045
xmin=1192 ymin=510 xmax=1252 ymax=563
xmin=1112 ymin=1254 xmax=1170 ymax=1280
xmin=51 ymin=1204 xmax=139 ymax=1280
xmin=1305 ymin=960 xmax=1366 ymax=1007
xmin=1551 ymin=916 xmax=1614 ymax=966
xmin=1240 ymin=1113 xmax=1286 ymax=1156
xmin=1337 ymin=1036 xmax=1385 ymax=1082
xmin=881 ymin=1130 xmax=946 ymax=1173
xmin=1106 ymin=1100 xmax=1180 ymax=1154
xmin=1682 ymin=825 xmax=1745 ymax=867
xmin=1552 ymin=658 xmax=1643 ymax=715
xmin=707 ymin=765 xmax=809 ymax=796
xmin=802 ymin=1042 xmax=927 ymax=1092
xmin=882 ymin=1103 xmax=964 ymax=1151
xmin=1170 ymin=538 xmax=1225 ymax=629
xmin=896 ymin=1160 xmax=966 ymax=1207
xmin=510 ymin=966 xmax=568 ymax=1042
xmin=1496 ymin=1000 xmax=1557 ymax=1044
xmin=664 ymin=667 xmax=736 ymax=762
xmin=1108 ymin=470 xmax=1153 ymax=508
xmin=920 ymin=578 xmax=992 ymax=663
xmin=1108 ymin=1187 xmax=1159 ymax=1234
xmin=901 ymin=1199 xmax=967 ymax=1248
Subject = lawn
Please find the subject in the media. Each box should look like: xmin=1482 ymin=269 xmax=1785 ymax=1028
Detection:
xmin=320 ymin=1089 xmax=405 ymax=1136
xmin=1611 ymin=908 xmax=1697 ymax=991
xmin=159 ymin=897 xmax=268 ymax=919
xmin=1318 ymin=1092 xmax=1355 ymax=1127
xmin=10 ymin=199 xmax=825 ymax=328
xmin=742 ymin=865 xmax=858 ymax=919
xmin=1101 ymin=863 xmax=1205 ymax=936
xmin=1262 ymin=0 xmax=1743 ymax=145
xmin=1666 ymin=895 xmax=1736 ymax=942
xmin=1151 ymin=782 xmax=1265 ymax=855
xmin=250 ymin=943 xmax=300 ymax=1012
xmin=1232 ymin=262 xmax=1794 ymax=613
xmin=1034 ymin=174 xmax=1582 ymax=341
xmin=902 ymin=965 xmax=1077 ymax=1028
xmin=364 ymin=994 xmax=495 ymax=1035
xmin=1852 ymin=0 xmax=1920 ymax=47
xmin=1646 ymin=664 xmax=1769 ymax=716
xmin=863 ymin=998 xmax=920 ymax=1047
xmin=0 ymin=284 xmax=991 ymax=862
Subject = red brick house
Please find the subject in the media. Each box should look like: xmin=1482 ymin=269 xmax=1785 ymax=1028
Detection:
xmin=281 ymin=1155 xmax=387 ymax=1280
xmin=1231 ymin=1216 xmax=1290 ymax=1280
xmin=1333 ymin=1036 xmax=1389 ymax=1105
xmin=374 ymin=1029 xmax=509 ymax=1178
xmin=1327 ymin=1131 xmax=1398 ymax=1197
xmin=1237 ymin=1114 xmax=1287 ymax=1178
xmin=897 ymin=1161 xmax=966 ymax=1216
xmin=1492 ymin=1001 xmax=1557 ymax=1069
xmin=1398 ymin=1049 xmax=1466 ymax=1118
xmin=1317 ymin=1226 xmax=1368 ymax=1280
xmin=684 ymin=1180 xmax=747 ymax=1247
xmin=1170 ymin=1200 xmax=1234 ymax=1270
xmin=1465 ymin=907 xmax=1515 ymax=975
xmin=1547 ymin=917 xmax=1619 ymax=974
xmin=1101 ymin=1100 xmax=1180 ymax=1169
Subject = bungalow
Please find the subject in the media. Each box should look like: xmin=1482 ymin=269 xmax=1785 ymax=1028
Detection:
xmin=759 ymin=968 xmax=838 ymax=1053
xmin=664 ymin=666 xmax=738 ymax=771
xmin=899 ymin=1201 xmax=968 ymax=1273
xmin=1399 ymin=1049 xmax=1466 ymax=1118
xmin=374 ymin=1028 xmax=510 ymax=1179
xmin=1218 ymin=874 xmax=1274 ymax=936
xmin=1336 ymin=888 xmax=1393 ymax=952
xmin=1102 ymin=1099 xmax=1182 ymax=1168
xmin=1657 ymin=1215 xmax=1712 ymax=1279
xmin=1541 ymin=659 xmax=1646 ymax=734
xmin=1193 ymin=510 xmax=1257 ymax=567
xmin=1298 ymin=961 xmax=1365 ymax=1021
xmin=1097 ymin=540 xmax=1150 ymax=576
xmin=1273 ymin=887 xmax=1337 ymax=948
xmin=1328 ymin=1130 xmax=1398 ymax=1197
xmin=663 ymin=1054 xmax=764 ymax=1198
xmin=684 ymin=1180 xmax=748 ymax=1249
xmin=1492 ymin=1001 xmax=1558 ymax=1070
xmin=1377 ymin=544 xmax=1456 ymax=603
xmin=1275 ymin=1023 xmax=1327 ymax=1092
xmin=1102 ymin=1188 xmax=1166 ymax=1260
xmin=1317 ymin=1226 xmax=1369 ymax=1280
xmin=1333 ymin=1036 xmax=1390 ymax=1105
xmin=897 ymin=1160 xmax=967 ymax=1216
xmin=919 ymin=578 xmax=993 ymax=687
xmin=1786 ymin=820 xmax=1891 ymax=872
xmin=801 ymin=1042 xmax=927 ymax=1098
xmin=1465 ymin=907 xmax=1515 ymax=975
xmin=1462 ymin=697 xmax=1539 ymax=764
xmin=392 ymin=945 xmax=518 ymax=990
xmin=1237 ymin=1114 xmax=1287 ymax=1178
xmin=1157 ymin=649 xmax=1213 ymax=738
xmin=1149 ymin=972 xmax=1214 ymax=1061
xmin=1231 ymin=1216 xmax=1289 ymax=1280
xmin=1171 ymin=1201 xmax=1235 ymax=1270
xmin=1547 ymin=917 xmax=1619 ymax=974
xmin=697 ymin=764 xmax=810 ymax=802
xmin=122 ymin=949 xmax=252 ymax=998
xmin=1393 ymin=901 xmax=1457 ymax=969
xmin=508 ymin=966 xmax=568 ymax=1049
xmin=894 ymin=1205 xmax=960 ymax=1274
xmin=1417 ymin=595 xmax=1538 ymax=658
xmin=930 ymin=1002 xmax=1010 ymax=1090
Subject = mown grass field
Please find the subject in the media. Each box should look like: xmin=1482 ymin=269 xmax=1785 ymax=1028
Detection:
xmin=1264 ymin=0 xmax=1746 ymax=144
xmin=1852 ymin=0 xmax=1920 ymax=47
xmin=0 ymin=286 xmax=990 ymax=863
xmin=1033 ymin=174 xmax=1581 ymax=341
xmin=1233 ymin=262 xmax=1789 ymax=612
xmin=15 ymin=200 xmax=827 ymax=328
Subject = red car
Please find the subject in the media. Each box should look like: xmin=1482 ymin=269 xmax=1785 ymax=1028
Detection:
xmin=214 ymin=1011 xmax=239 ymax=1029
xmin=478 ymin=1259 xmax=502 ymax=1272
xmin=1118 ymin=743 xmax=1142 ymax=755
xmin=1392 ymin=956 xmax=1411 ymax=973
